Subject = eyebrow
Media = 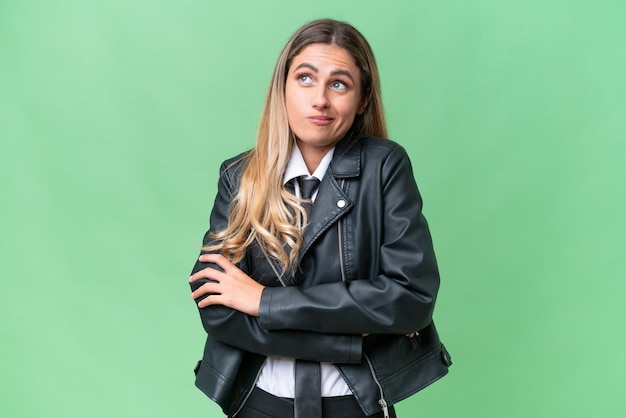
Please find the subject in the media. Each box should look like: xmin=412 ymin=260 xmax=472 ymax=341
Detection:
xmin=293 ymin=63 xmax=356 ymax=84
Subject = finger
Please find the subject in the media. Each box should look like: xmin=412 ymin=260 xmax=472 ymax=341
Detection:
xmin=189 ymin=267 xmax=226 ymax=283
xmin=199 ymin=253 xmax=236 ymax=272
xmin=197 ymin=293 xmax=224 ymax=308
xmin=190 ymin=282 xmax=221 ymax=300
xmin=198 ymin=253 xmax=227 ymax=264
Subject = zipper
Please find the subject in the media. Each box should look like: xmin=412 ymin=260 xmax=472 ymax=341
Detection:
xmin=338 ymin=219 xmax=347 ymax=282
xmin=338 ymin=179 xmax=347 ymax=282
xmin=231 ymin=361 xmax=265 ymax=417
xmin=337 ymin=178 xmax=388 ymax=416
xmin=363 ymin=353 xmax=389 ymax=418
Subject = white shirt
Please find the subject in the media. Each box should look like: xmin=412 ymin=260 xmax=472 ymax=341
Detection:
xmin=282 ymin=143 xmax=334 ymax=195
xmin=255 ymin=144 xmax=352 ymax=397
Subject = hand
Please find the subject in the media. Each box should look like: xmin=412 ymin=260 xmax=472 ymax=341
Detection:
xmin=189 ymin=253 xmax=265 ymax=317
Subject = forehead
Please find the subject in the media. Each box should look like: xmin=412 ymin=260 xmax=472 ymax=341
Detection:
xmin=289 ymin=43 xmax=358 ymax=72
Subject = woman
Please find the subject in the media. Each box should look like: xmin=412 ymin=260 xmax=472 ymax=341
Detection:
xmin=189 ymin=19 xmax=451 ymax=418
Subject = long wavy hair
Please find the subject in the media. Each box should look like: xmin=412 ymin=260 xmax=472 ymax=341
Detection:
xmin=207 ymin=19 xmax=388 ymax=276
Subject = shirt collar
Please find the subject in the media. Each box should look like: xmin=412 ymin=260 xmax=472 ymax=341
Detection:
xmin=283 ymin=144 xmax=335 ymax=185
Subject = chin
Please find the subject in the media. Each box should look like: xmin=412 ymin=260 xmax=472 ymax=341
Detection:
xmin=297 ymin=134 xmax=341 ymax=146
xmin=301 ymin=140 xmax=336 ymax=148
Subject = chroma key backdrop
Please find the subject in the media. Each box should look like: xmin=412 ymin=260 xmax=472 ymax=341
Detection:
xmin=1 ymin=1 xmax=624 ymax=417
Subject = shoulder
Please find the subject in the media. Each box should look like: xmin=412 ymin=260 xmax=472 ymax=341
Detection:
xmin=358 ymin=136 xmax=408 ymax=163
xmin=218 ymin=150 xmax=251 ymax=178
xmin=220 ymin=150 xmax=251 ymax=173
xmin=345 ymin=136 xmax=410 ymax=165
xmin=357 ymin=138 xmax=417 ymax=187
xmin=345 ymin=136 xmax=408 ymax=160
xmin=332 ymin=136 xmax=410 ymax=178
xmin=359 ymin=136 xmax=403 ymax=151
xmin=214 ymin=150 xmax=251 ymax=195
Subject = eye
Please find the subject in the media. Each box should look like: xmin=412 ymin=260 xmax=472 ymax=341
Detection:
xmin=297 ymin=73 xmax=314 ymax=84
xmin=330 ymin=80 xmax=348 ymax=91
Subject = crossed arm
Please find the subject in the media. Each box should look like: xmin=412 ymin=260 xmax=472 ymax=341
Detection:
xmin=189 ymin=148 xmax=435 ymax=361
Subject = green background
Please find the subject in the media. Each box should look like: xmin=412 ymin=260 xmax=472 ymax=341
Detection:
xmin=1 ymin=0 xmax=624 ymax=417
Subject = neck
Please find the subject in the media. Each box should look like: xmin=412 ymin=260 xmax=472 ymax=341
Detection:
xmin=296 ymin=141 xmax=333 ymax=174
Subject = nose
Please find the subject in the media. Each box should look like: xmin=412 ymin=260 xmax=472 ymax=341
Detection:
xmin=311 ymin=86 xmax=330 ymax=109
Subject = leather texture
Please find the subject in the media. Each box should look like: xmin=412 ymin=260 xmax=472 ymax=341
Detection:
xmin=294 ymin=359 xmax=322 ymax=417
xmin=190 ymin=136 xmax=452 ymax=416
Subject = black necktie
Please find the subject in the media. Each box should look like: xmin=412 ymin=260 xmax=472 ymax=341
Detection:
xmin=297 ymin=176 xmax=320 ymax=201
xmin=294 ymin=176 xmax=322 ymax=418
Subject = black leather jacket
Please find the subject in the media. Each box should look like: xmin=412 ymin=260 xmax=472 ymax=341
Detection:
xmin=191 ymin=136 xmax=452 ymax=416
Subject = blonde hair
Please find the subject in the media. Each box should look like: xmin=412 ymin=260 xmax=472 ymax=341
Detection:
xmin=207 ymin=19 xmax=388 ymax=276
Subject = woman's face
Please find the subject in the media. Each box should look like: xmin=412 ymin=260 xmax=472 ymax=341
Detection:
xmin=285 ymin=43 xmax=366 ymax=158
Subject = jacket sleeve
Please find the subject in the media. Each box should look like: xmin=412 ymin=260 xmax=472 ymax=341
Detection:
xmin=190 ymin=160 xmax=362 ymax=363
xmin=259 ymin=146 xmax=440 ymax=335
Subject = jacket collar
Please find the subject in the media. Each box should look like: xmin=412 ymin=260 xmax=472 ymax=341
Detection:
xmin=329 ymin=136 xmax=362 ymax=179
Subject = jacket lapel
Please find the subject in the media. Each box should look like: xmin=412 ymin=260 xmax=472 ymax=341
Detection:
xmin=299 ymin=138 xmax=362 ymax=261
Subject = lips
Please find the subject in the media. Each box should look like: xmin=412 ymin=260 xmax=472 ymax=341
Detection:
xmin=307 ymin=116 xmax=334 ymax=126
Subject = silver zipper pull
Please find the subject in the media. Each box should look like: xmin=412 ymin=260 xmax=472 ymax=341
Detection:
xmin=379 ymin=398 xmax=390 ymax=418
